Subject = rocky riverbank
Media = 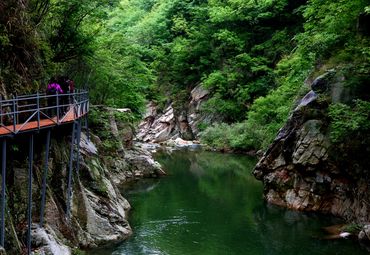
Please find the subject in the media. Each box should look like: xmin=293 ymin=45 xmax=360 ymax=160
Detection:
xmin=1 ymin=107 xmax=165 ymax=255
xmin=253 ymin=70 xmax=370 ymax=243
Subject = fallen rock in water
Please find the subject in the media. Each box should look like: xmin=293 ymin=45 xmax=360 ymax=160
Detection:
xmin=116 ymin=108 xmax=131 ymax=113
xmin=124 ymin=144 xmax=166 ymax=178
xmin=161 ymin=138 xmax=203 ymax=151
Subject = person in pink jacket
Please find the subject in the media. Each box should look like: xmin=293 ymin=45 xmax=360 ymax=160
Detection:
xmin=46 ymin=77 xmax=63 ymax=117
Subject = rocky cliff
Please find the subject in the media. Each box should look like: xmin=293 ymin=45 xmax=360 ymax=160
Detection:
xmin=3 ymin=107 xmax=164 ymax=254
xmin=137 ymin=84 xmax=214 ymax=143
xmin=253 ymin=70 xmax=370 ymax=226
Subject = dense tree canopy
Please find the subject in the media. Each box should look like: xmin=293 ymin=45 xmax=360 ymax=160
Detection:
xmin=1 ymin=0 xmax=369 ymax=149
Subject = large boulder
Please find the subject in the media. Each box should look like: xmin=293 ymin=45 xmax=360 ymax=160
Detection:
xmin=124 ymin=145 xmax=165 ymax=178
xmin=254 ymin=70 xmax=370 ymax=223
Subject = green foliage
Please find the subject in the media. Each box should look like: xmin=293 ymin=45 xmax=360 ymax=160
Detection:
xmin=201 ymin=123 xmax=233 ymax=151
xmin=342 ymin=224 xmax=362 ymax=234
xmin=329 ymin=100 xmax=370 ymax=143
xmin=89 ymin=107 xmax=136 ymax=153
xmin=90 ymin=0 xmax=306 ymax=120
xmin=201 ymin=121 xmax=266 ymax=151
xmin=2 ymin=0 xmax=370 ymax=153
xmin=72 ymin=248 xmax=86 ymax=255
xmin=200 ymin=0 xmax=370 ymax=151
xmin=201 ymin=47 xmax=313 ymax=150
xmin=0 ymin=0 xmax=120 ymax=94
xmin=297 ymin=0 xmax=368 ymax=59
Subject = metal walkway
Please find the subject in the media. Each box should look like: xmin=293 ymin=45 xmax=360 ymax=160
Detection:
xmin=0 ymin=90 xmax=89 ymax=136
xmin=0 ymin=90 xmax=89 ymax=254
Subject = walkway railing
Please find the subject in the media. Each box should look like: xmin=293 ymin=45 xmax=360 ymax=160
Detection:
xmin=0 ymin=89 xmax=89 ymax=136
xmin=0 ymin=89 xmax=89 ymax=254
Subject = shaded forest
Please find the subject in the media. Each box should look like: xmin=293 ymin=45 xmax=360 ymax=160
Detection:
xmin=1 ymin=0 xmax=370 ymax=150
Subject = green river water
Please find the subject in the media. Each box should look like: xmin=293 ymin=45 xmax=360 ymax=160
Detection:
xmin=89 ymin=151 xmax=367 ymax=255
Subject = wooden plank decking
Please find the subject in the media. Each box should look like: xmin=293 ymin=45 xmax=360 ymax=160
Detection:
xmin=0 ymin=106 xmax=82 ymax=136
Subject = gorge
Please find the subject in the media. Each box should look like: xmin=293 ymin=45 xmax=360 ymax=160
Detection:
xmin=0 ymin=0 xmax=369 ymax=254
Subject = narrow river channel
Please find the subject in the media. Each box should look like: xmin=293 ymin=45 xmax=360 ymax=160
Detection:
xmin=90 ymin=151 xmax=367 ymax=255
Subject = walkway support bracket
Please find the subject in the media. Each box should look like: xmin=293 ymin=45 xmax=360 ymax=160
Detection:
xmin=76 ymin=120 xmax=82 ymax=177
xmin=66 ymin=122 xmax=76 ymax=221
xmin=1 ymin=138 xmax=6 ymax=248
xmin=40 ymin=130 xmax=51 ymax=227
xmin=27 ymin=134 xmax=34 ymax=255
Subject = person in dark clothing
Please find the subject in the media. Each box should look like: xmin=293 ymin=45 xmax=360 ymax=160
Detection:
xmin=66 ymin=79 xmax=75 ymax=104
xmin=57 ymin=76 xmax=70 ymax=115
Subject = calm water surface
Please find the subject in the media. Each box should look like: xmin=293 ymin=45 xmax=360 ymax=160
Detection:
xmin=90 ymin=151 xmax=367 ymax=255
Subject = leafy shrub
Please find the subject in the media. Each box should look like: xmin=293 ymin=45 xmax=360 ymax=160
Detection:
xmin=200 ymin=121 xmax=268 ymax=151
xmin=200 ymin=123 xmax=232 ymax=150
xmin=329 ymin=100 xmax=370 ymax=143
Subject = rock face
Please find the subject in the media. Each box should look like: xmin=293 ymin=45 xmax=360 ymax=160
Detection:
xmin=2 ymin=106 xmax=165 ymax=254
xmin=28 ymin=131 xmax=134 ymax=253
xmin=253 ymin=70 xmax=370 ymax=223
xmin=137 ymin=84 xmax=211 ymax=142
xmin=94 ymin=107 xmax=165 ymax=185
xmin=137 ymin=104 xmax=177 ymax=142
xmin=32 ymin=226 xmax=71 ymax=255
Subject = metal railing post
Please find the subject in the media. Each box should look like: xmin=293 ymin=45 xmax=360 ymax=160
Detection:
xmin=12 ymin=96 xmax=16 ymax=133
xmin=40 ymin=130 xmax=51 ymax=227
xmin=0 ymin=95 xmax=3 ymax=126
xmin=74 ymin=95 xmax=77 ymax=119
xmin=85 ymin=115 xmax=90 ymax=142
xmin=27 ymin=134 xmax=34 ymax=255
xmin=37 ymin=92 xmax=40 ymax=130
xmin=56 ymin=92 xmax=60 ymax=124
xmin=15 ymin=94 xmax=18 ymax=125
xmin=83 ymin=95 xmax=87 ymax=115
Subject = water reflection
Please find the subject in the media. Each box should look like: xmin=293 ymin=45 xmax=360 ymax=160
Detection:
xmin=88 ymin=151 xmax=367 ymax=255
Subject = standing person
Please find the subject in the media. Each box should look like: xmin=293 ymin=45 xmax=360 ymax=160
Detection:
xmin=57 ymin=76 xmax=69 ymax=114
xmin=67 ymin=79 xmax=75 ymax=104
xmin=46 ymin=77 xmax=63 ymax=117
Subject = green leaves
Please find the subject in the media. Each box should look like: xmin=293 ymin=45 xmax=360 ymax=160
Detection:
xmin=329 ymin=100 xmax=370 ymax=143
xmin=298 ymin=0 xmax=369 ymax=57
xmin=3 ymin=0 xmax=370 ymax=153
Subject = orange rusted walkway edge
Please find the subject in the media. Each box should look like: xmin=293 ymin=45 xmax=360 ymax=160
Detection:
xmin=0 ymin=106 xmax=85 ymax=136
